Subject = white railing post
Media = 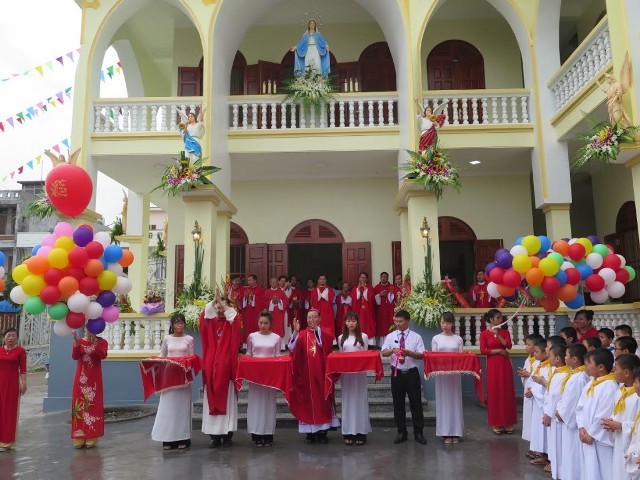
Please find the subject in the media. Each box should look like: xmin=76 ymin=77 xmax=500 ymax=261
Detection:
xmin=461 ymin=97 xmax=469 ymax=125
xmin=339 ymin=101 xmax=345 ymax=128
xmin=329 ymin=101 xmax=336 ymax=128
xmin=299 ymin=104 xmax=306 ymax=128
xmin=474 ymin=316 xmax=482 ymax=347
xmin=367 ymin=100 xmax=374 ymax=127
xmin=232 ymin=104 xmax=239 ymax=130
xmin=517 ymin=315 xmax=524 ymax=346
xmin=281 ymin=102 xmax=287 ymax=129
xmin=260 ymin=103 xmax=267 ymax=129
xmin=377 ymin=100 xmax=384 ymax=126
xmin=310 ymin=104 xmax=316 ymax=128
xmin=271 ymin=102 xmax=277 ymax=129
xmin=481 ymin=97 xmax=488 ymax=124
xmin=319 ymin=102 xmax=326 ymax=128
xmin=471 ymin=98 xmax=478 ymax=125
xmin=242 ymin=104 xmax=248 ymax=130
xmin=251 ymin=103 xmax=258 ymax=129
xmin=123 ymin=320 xmax=131 ymax=350
xmin=348 ymin=101 xmax=355 ymax=127
xmin=143 ymin=319 xmax=151 ymax=350
xmin=133 ymin=319 xmax=141 ymax=350
xmin=464 ymin=316 xmax=472 ymax=347
xmin=358 ymin=100 xmax=364 ymax=127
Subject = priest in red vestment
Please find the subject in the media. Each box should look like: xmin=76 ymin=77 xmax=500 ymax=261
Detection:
xmin=242 ymin=274 xmax=264 ymax=339
xmin=351 ymin=272 xmax=376 ymax=341
xmin=335 ymin=281 xmax=353 ymax=336
xmin=310 ymin=275 xmax=336 ymax=334
xmin=199 ymin=298 xmax=242 ymax=448
xmin=288 ymin=309 xmax=340 ymax=443
xmin=286 ymin=275 xmax=305 ymax=331
xmin=263 ymin=277 xmax=289 ymax=344
xmin=392 ymin=274 xmax=406 ymax=306
xmin=374 ymin=272 xmax=396 ymax=344
xmin=468 ymin=270 xmax=493 ymax=308
xmin=303 ymin=278 xmax=316 ymax=327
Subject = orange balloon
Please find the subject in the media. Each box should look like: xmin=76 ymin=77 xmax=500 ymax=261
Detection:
xmin=84 ymin=259 xmax=104 ymax=278
xmin=118 ymin=250 xmax=134 ymax=267
xmin=557 ymin=284 xmax=578 ymax=302
xmin=26 ymin=255 xmax=49 ymax=275
xmin=553 ymin=240 xmax=570 ymax=257
xmin=0 ymin=279 xmax=5 ymax=292
xmin=58 ymin=276 xmax=79 ymax=296
xmin=497 ymin=284 xmax=516 ymax=297
xmin=529 ymin=256 xmax=540 ymax=268
xmin=525 ymin=267 xmax=544 ymax=286
xmin=540 ymin=296 xmax=560 ymax=312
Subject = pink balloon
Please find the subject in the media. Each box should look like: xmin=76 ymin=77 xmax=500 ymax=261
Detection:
xmin=54 ymin=222 xmax=75 ymax=238
xmin=41 ymin=234 xmax=55 ymax=247
xmin=37 ymin=245 xmax=53 ymax=258
xmin=102 ymin=305 xmax=120 ymax=323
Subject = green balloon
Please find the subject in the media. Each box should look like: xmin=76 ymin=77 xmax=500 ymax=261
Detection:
xmin=592 ymin=244 xmax=609 ymax=257
xmin=625 ymin=265 xmax=637 ymax=282
xmin=530 ymin=285 xmax=545 ymax=299
xmin=48 ymin=302 xmax=69 ymax=320
xmin=25 ymin=296 xmax=46 ymax=315
xmin=548 ymin=252 xmax=564 ymax=266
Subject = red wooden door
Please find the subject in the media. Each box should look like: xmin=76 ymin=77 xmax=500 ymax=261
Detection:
xmin=246 ymin=243 xmax=268 ymax=287
xmin=391 ymin=241 xmax=403 ymax=278
xmin=177 ymin=67 xmax=202 ymax=96
xmin=268 ymin=244 xmax=288 ymax=280
xmin=259 ymin=60 xmax=281 ymax=90
xmin=342 ymin=242 xmax=372 ymax=287
xmin=474 ymin=239 xmax=503 ymax=272
xmin=359 ymin=42 xmax=396 ymax=92
xmin=174 ymin=244 xmax=185 ymax=305
xmin=244 ymin=64 xmax=260 ymax=95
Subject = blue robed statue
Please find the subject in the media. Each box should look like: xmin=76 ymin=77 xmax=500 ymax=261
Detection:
xmin=291 ymin=19 xmax=331 ymax=77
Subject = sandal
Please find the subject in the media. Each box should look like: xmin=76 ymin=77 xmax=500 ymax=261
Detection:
xmin=255 ymin=440 xmax=264 ymax=448
xmin=344 ymin=437 xmax=354 ymax=446
xmin=355 ymin=435 xmax=366 ymax=446
xmin=444 ymin=437 xmax=453 ymax=444
xmin=491 ymin=427 xmax=503 ymax=436
xmin=525 ymin=451 xmax=538 ymax=459
xmin=452 ymin=437 xmax=460 ymax=444
xmin=503 ymin=427 xmax=514 ymax=435
xmin=543 ymin=464 xmax=552 ymax=473
xmin=163 ymin=445 xmax=173 ymax=451
xmin=531 ymin=457 xmax=548 ymax=465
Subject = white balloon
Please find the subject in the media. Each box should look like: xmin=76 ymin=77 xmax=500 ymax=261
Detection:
xmin=487 ymin=281 xmax=500 ymax=299
xmin=0 ymin=266 xmax=5 ymax=278
xmin=68 ymin=292 xmax=90 ymax=313
xmin=561 ymin=262 xmax=574 ymax=271
xmin=598 ymin=267 xmax=616 ymax=286
xmin=113 ymin=276 xmax=132 ymax=295
xmin=590 ymin=289 xmax=609 ymax=304
xmin=94 ymin=231 xmax=112 ymax=248
xmin=607 ymin=281 xmax=625 ymax=299
xmin=107 ymin=263 xmax=124 ymax=276
xmin=617 ymin=254 xmax=626 ymax=267
xmin=510 ymin=245 xmax=527 ymax=257
xmin=53 ymin=320 xmax=74 ymax=337
xmin=585 ymin=253 xmax=603 ymax=270
xmin=568 ymin=238 xmax=577 ymax=245
xmin=9 ymin=285 xmax=29 ymax=304
xmin=85 ymin=301 xmax=104 ymax=320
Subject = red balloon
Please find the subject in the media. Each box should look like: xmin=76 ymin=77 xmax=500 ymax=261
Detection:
xmin=67 ymin=266 xmax=85 ymax=281
xmin=540 ymin=296 xmax=560 ymax=312
xmin=79 ymin=277 xmax=99 ymax=296
xmin=541 ymin=277 xmax=560 ymax=295
xmin=45 ymin=164 xmax=93 ymax=218
xmin=585 ymin=274 xmax=605 ymax=292
xmin=68 ymin=247 xmax=89 ymax=268
xmin=44 ymin=268 xmax=64 ymax=286
xmin=85 ymin=241 xmax=104 ymax=259
xmin=489 ymin=267 xmax=505 ymax=284
xmin=602 ymin=254 xmax=622 ymax=270
xmin=564 ymin=268 xmax=581 ymax=285
xmin=568 ymin=243 xmax=586 ymax=261
xmin=66 ymin=312 xmax=86 ymax=329
xmin=616 ymin=268 xmax=631 ymax=284
xmin=39 ymin=285 xmax=61 ymax=305
xmin=502 ymin=269 xmax=522 ymax=288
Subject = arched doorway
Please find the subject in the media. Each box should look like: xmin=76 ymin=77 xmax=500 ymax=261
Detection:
xmin=230 ymin=51 xmax=247 ymax=95
xmin=230 ymin=222 xmax=249 ymax=279
xmin=359 ymin=42 xmax=396 ymax=92
xmin=427 ymin=40 xmax=485 ymax=90
xmin=606 ymin=202 xmax=640 ymax=302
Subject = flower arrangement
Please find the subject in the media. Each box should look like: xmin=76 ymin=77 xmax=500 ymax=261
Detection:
xmin=573 ymin=120 xmax=639 ymax=170
xmin=140 ymin=289 xmax=164 ymax=315
xmin=23 ymin=194 xmax=55 ymax=219
xmin=152 ymin=152 xmax=220 ymax=197
xmin=283 ymin=67 xmax=336 ymax=108
xmin=116 ymin=294 xmax=135 ymax=313
xmin=151 ymin=233 xmax=166 ymax=259
xmin=110 ymin=217 xmax=123 ymax=245
xmin=175 ymin=282 xmax=215 ymax=330
xmin=400 ymin=141 xmax=461 ymax=200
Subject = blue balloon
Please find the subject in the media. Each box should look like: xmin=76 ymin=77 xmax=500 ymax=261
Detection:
xmin=104 ymin=245 xmax=123 ymax=263
xmin=0 ymin=251 xmax=5 ymax=266
xmin=577 ymin=263 xmax=593 ymax=281
xmin=565 ymin=293 xmax=585 ymax=310
xmin=495 ymin=248 xmax=509 ymax=260
xmin=31 ymin=244 xmax=41 ymax=256
xmin=514 ymin=236 xmax=523 ymax=246
xmin=496 ymin=252 xmax=513 ymax=269
xmin=537 ymin=235 xmax=551 ymax=253
xmin=587 ymin=235 xmax=600 ymax=246
xmin=555 ymin=270 xmax=567 ymax=286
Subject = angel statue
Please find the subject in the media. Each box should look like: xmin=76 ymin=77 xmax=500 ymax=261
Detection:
xmin=44 ymin=148 xmax=81 ymax=167
xmin=177 ymin=105 xmax=205 ymax=160
xmin=414 ymin=98 xmax=448 ymax=152
xmin=597 ymin=52 xmax=633 ymax=128
xmin=121 ymin=189 xmax=128 ymax=233
xmin=290 ymin=19 xmax=331 ymax=77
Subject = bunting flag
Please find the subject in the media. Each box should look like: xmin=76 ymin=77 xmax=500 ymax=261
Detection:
xmin=0 ymin=138 xmax=71 ymax=184
xmin=0 ymin=62 xmax=123 ymax=134
xmin=1 ymin=48 xmax=80 ymax=83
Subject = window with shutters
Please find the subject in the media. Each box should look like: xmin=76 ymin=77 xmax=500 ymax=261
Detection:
xmin=286 ymin=219 xmax=345 ymax=244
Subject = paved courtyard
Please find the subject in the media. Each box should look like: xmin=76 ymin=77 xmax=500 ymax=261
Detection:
xmin=5 ymin=373 xmax=548 ymax=480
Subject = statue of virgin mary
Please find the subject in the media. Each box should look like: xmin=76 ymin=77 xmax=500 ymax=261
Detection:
xmin=290 ymin=19 xmax=330 ymax=77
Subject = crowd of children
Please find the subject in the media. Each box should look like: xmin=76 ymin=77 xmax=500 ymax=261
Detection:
xmin=519 ymin=319 xmax=640 ymax=480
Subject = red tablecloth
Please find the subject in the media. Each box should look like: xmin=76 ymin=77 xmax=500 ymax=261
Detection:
xmin=235 ymin=356 xmax=294 ymax=404
xmin=324 ymin=350 xmax=384 ymax=399
xmin=139 ymin=355 xmax=202 ymax=401
xmin=423 ymin=352 xmax=484 ymax=404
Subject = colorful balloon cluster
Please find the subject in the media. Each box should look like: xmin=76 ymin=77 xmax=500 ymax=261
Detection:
xmin=485 ymin=235 xmax=636 ymax=312
xmin=0 ymin=251 xmax=6 ymax=293
xmin=9 ymin=222 xmax=134 ymax=336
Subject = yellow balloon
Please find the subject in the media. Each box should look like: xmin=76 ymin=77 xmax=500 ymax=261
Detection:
xmin=576 ymin=238 xmax=593 ymax=255
xmin=539 ymin=257 xmax=560 ymax=276
xmin=54 ymin=236 xmax=75 ymax=251
xmin=97 ymin=270 xmax=117 ymax=291
xmin=22 ymin=274 xmax=46 ymax=296
xmin=512 ymin=254 xmax=532 ymax=274
xmin=12 ymin=263 xmax=29 ymax=284
xmin=48 ymin=248 xmax=69 ymax=269
xmin=521 ymin=235 xmax=542 ymax=255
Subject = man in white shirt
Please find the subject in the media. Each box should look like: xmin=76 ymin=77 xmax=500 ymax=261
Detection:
xmin=381 ymin=310 xmax=427 ymax=445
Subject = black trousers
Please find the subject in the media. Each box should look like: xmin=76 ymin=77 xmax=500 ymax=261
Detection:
xmin=390 ymin=367 xmax=424 ymax=434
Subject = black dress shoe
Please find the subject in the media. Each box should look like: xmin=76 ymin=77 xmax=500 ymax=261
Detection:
xmin=209 ymin=437 xmax=222 ymax=449
xmin=222 ymin=434 xmax=233 ymax=447
xmin=414 ymin=433 xmax=427 ymax=444
xmin=317 ymin=434 xmax=329 ymax=445
xmin=393 ymin=432 xmax=408 ymax=444
xmin=305 ymin=433 xmax=316 ymax=444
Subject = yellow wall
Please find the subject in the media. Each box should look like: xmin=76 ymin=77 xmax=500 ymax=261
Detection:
xmin=591 ymin=164 xmax=634 ymax=239
xmin=420 ymin=19 xmax=524 ymax=89
xmin=172 ymin=27 xmax=204 ymax=94
xmin=231 ymin=177 xmax=399 ymax=275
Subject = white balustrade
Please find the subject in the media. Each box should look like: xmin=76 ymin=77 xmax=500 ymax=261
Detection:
xmin=592 ymin=309 xmax=640 ymax=334
xmin=549 ymin=18 xmax=611 ymax=112
xmin=104 ymin=315 xmax=170 ymax=352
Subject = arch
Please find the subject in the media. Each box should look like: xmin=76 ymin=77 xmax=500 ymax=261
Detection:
xmin=359 ymin=42 xmax=396 ymax=92
xmin=427 ymin=40 xmax=485 ymax=90
xmin=230 ymin=221 xmax=249 ymax=245
xmin=438 ymin=216 xmax=477 ymax=241
xmin=286 ymin=219 xmax=345 ymax=244
xmin=230 ymin=51 xmax=247 ymax=95
xmin=616 ymin=201 xmax=637 ymax=233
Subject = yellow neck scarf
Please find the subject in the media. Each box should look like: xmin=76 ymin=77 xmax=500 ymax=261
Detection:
xmin=560 ymin=365 xmax=586 ymax=393
xmin=533 ymin=359 xmax=550 ymax=377
xmin=633 ymin=410 xmax=640 ymax=436
xmin=586 ymin=373 xmax=616 ymax=397
xmin=613 ymin=386 xmax=636 ymax=415
xmin=527 ymin=355 xmax=536 ymax=369
xmin=547 ymin=365 xmax=571 ymax=391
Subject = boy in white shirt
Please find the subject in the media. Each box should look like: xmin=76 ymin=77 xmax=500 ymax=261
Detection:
xmin=544 ymin=344 xmax=570 ymax=478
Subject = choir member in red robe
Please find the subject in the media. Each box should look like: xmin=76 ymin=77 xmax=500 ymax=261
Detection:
xmin=0 ymin=328 xmax=27 ymax=451
xmin=468 ymin=270 xmax=493 ymax=308
xmin=392 ymin=274 xmax=405 ymax=307
xmin=288 ymin=309 xmax=339 ymax=443
xmin=335 ymin=281 xmax=353 ymax=337
xmin=263 ymin=277 xmax=289 ymax=344
xmin=228 ymin=275 xmax=246 ymax=340
xmin=303 ymin=278 xmax=316 ymax=326
xmin=200 ymin=298 xmax=242 ymax=448
xmin=243 ymin=274 xmax=264 ymax=339
xmin=310 ymin=275 xmax=336 ymax=334
xmin=286 ymin=275 xmax=305 ymax=330
xmin=351 ymin=272 xmax=376 ymax=342
xmin=374 ymin=272 xmax=396 ymax=344
xmin=71 ymin=330 xmax=108 ymax=448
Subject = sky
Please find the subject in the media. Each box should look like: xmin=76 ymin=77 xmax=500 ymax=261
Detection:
xmin=0 ymin=0 xmax=126 ymax=225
